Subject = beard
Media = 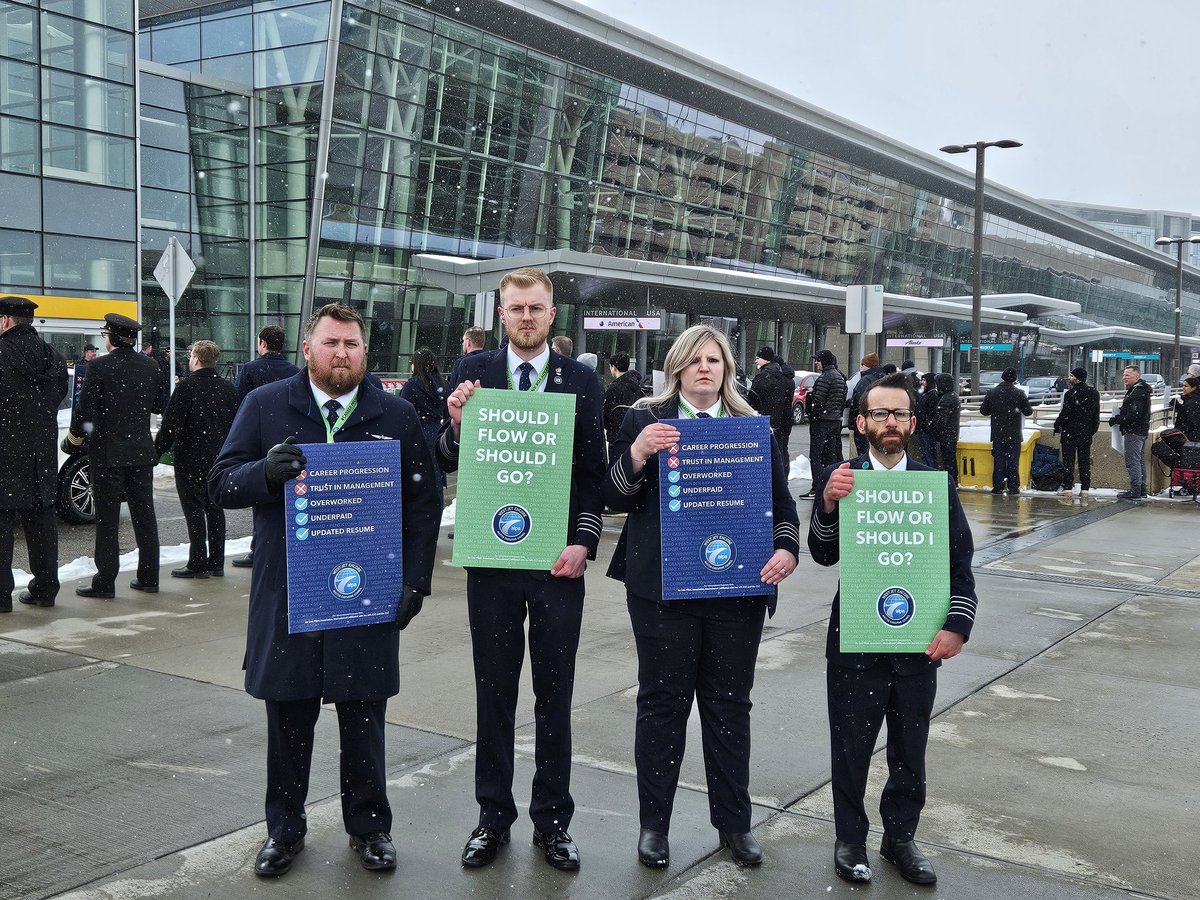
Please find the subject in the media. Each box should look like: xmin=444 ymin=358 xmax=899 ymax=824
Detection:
xmin=865 ymin=424 xmax=909 ymax=456
xmin=309 ymin=355 xmax=365 ymax=395
xmin=506 ymin=320 xmax=550 ymax=352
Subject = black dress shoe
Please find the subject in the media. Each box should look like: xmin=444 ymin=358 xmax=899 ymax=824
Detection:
xmin=718 ymin=831 xmax=762 ymax=867
xmin=255 ymin=836 xmax=304 ymax=877
xmin=880 ymin=834 xmax=936 ymax=885
xmin=208 ymin=568 xmax=225 ymax=577
xmin=130 ymin=580 xmax=159 ymax=593
xmin=461 ymin=825 xmax=509 ymax=867
xmin=637 ymin=828 xmax=669 ymax=868
xmin=834 ymin=839 xmax=872 ymax=882
xmin=18 ymin=591 xmax=54 ymax=608
xmin=232 ymin=554 xmax=253 ymax=568
xmin=349 ymin=831 xmax=396 ymax=870
xmin=171 ymin=566 xmax=209 ymax=579
xmin=76 ymin=586 xmax=115 ymax=599
xmin=532 ymin=829 xmax=580 ymax=871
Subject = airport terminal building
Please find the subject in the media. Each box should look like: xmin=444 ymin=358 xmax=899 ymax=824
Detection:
xmin=2 ymin=0 xmax=1197 ymax=383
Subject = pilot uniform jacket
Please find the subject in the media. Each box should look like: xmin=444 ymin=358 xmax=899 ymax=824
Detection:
xmin=71 ymin=346 xmax=162 ymax=466
xmin=209 ymin=368 xmax=442 ymax=702
xmin=154 ymin=367 xmax=239 ymax=474
xmin=437 ymin=348 xmax=606 ymax=559
xmin=808 ymin=453 xmax=977 ymax=673
xmin=234 ymin=351 xmax=299 ymax=404
xmin=604 ymin=402 xmax=800 ymax=614
xmin=0 ymin=323 xmax=68 ymax=508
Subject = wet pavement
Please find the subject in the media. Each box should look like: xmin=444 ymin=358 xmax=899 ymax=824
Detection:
xmin=2 ymin=474 xmax=1198 ymax=899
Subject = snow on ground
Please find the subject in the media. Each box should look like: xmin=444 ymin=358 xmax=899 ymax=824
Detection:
xmin=788 ymin=454 xmax=812 ymax=482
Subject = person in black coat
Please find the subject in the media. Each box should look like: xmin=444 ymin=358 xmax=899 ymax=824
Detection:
xmin=931 ymin=373 xmax=961 ymax=485
xmin=0 ymin=296 xmax=68 ymax=611
xmin=604 ymin=324 xmax=799 ymax=870
xmin=748 ymin=346 xmax=794 ymax=458
xmin=804 ymin=349 xmax=848 ymax=498
xmin=914 ymin=373 xmax=939 ymax=465
xmin=399 ymin=347 xmax=448 ymax=488
xmin=439 ymin=267 xmax=605 ymax=873
xmin=809 ymin=372 xmax=976 ymax=886
xmin=210 ymin=304 xmax=441 ymax=878
xmin=1052 ymin=367 xmax=1100 ymax=492
xmin=1173 ymin=376 xmax=1200 ymax=441
xmin=603 ymin=351 xmax=643 ymax=453
xmin=235 ymin=324 xmax=300 ymax=403
xmin=1109 ymin=365 xmax=1153 ymax=499
xmin=978 ymin=367 xmax=1032 ymax=495
xmin=65 ymin=313 xmax=163 ymax=598
xmin=154 ymin=341 xmax=239 ymax=578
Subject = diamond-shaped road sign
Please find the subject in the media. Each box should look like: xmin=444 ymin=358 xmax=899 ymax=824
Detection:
xmin=153 ymin=237 xmax=196 ymax=304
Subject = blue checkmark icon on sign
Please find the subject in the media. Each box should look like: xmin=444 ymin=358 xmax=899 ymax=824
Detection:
xmin=296 ymin=528 xmax=309 ymax=540
xmin=668 ymin=484 xmax=681 ymax=497
xmin=295 ymin=497 xmax=308 ymax=510
xmin=667 ymin=470 xmax=680 ymax=483
xmin=668 ymin=499 xmax=681 ymax=512
xmin=295 ymin=512 xmax=309 ymax=525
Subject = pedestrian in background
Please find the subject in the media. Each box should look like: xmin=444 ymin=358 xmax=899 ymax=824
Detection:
xmin=802 ymin=349 xmax=847 ymax=499
xmin=576 ymin=351 xmax=598 ymax=371
xmin=0 ymin=296 xmax=68 ymax=612
xmin=914 ymin=373 xmax=939 ymax=465
xmin=1110 ymin=365 xmax=1152 ymax=500
xmin=979 ymin=367 xmax=1032 ymax=495
xmin=847 ymin=353 xmax=886 ymax=456
xmin=154 ymin=340 xmax=239 ymax=578
xmin=66 ymin=314 xmax=163 ymax=598
xmin=932 ymin=373 xmax=961 ymax=485
xmin=1052 ymin=367 xmax=1099 ymax=495
xmin=551 ymin=335 xmax=573 ymax=358
xmin=231 ymin=325 xmax=299 ymax=568
xmin=399 ymin=347 xmax=448 ymax=488
xmin=604 ymin=324 xmax=799 ymax=870
xmin=749 ymin=346 xmax=794 ymax=460
xmin=1173 ymin=376 xmax=1200 ymax=441
xmin=603 ymin=351 xmax=643 ymax=455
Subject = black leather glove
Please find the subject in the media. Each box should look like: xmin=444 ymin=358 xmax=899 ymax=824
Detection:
xmin=395 ymin=585 xmax=424 ymax=630
xmin=264 ymin=435 xmax=307 ymax=489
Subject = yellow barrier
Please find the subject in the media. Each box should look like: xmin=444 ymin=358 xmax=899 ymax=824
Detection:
xmin=957 ymin=430 xmax=1040 ymax=489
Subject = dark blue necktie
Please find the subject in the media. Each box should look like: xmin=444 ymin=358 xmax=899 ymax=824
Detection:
xmin=518 ymin=362 xmax=533 ymax=391
xmin=697 ymin=411 xmax=711 ymax=418
xmin=325 ymin=399 xmax=341 ymax=430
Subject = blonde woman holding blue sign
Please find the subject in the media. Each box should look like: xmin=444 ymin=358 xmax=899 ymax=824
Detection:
xmin=604 ymin=324 xmax=799 ymax=870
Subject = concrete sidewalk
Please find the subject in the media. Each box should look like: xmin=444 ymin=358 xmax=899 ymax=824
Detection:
xmin=1 ymin=494 xmax=1196 ymax=900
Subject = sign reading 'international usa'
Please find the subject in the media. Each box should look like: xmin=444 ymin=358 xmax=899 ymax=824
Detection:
xmin=837 ymin=469 xmax=950 ymax=652
xmin=284 ymin=441 xmax=403 ymax=634
xmin=452 ymin=388 xmax=576 ymax=570
xmin=659 ymin=416 xmax=773 ymax=600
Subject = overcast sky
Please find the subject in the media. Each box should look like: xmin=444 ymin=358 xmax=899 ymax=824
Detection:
xmin=581 ymin=0 xmax=1199 ymax=217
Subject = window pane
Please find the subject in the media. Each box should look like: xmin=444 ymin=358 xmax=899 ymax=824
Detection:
xmin=0 ymin=172 xmax=40 ymax=229
xmin=141 ymin=186 xmax=193 ymax=231
xmin=200 ymin=15 xmax=251 ymax=57
xmin=41 ymin=14 xmax=134 ymax=83
xmin=0 ymin=58 xmax=38 ymax=118
xmin=0 ymin=227 xmax=40 ymax=285
xmin=255 ymin=44 xmax=327 ymax=88
xmin=0 ymin=5 xmax=37 ymax=62
xmin=42 ymin=123 xmax=134 ymax=187
xmin=147 ymin=23 xmax=199 ymax=66
xmin=0 ymin=115 xmax=38 ymax=174
xmin=254 ymin=3 xmax=331 ymax=50
xmin=41 ymin=0 xmax=133 ymax=32
xmin=141 ymin=146 xmax=191 ymax=191
xmin=44 ymin=233 xmax=135 ymax=295
xmin=43 ymin=180 xmax=134 ymax=239
xmin=42 ymin=70 xmax=133 ymax=134
xmin=201 ymin=52 xmax=252 ymax=86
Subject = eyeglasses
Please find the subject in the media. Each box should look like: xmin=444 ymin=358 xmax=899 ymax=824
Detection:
xmin=502 ymin=304 xmax=550 ymax=319
xmin=865 ymin=408 xmax=913 ymax=422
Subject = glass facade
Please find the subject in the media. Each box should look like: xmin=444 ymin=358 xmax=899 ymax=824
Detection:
xmin=6 ymin=0 xmax=1198 ymax=376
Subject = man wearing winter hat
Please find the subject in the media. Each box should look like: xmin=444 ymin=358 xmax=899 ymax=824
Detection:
xmin=750 ymin=345 xmax=795 ymax=457
xmin=1053 ymin=368 xmax=1100 ymax=496
xmin=803 ymin=349 xmax=847 ymax=499
xmin=978 ymin=367 xmax=1032 ymax=495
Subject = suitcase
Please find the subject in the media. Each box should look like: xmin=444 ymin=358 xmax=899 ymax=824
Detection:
xmin=1169 ymin=467 xmax=1200 ymax=500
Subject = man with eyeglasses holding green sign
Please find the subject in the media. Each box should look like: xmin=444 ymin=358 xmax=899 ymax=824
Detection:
xmin=808 ymin=371 xmax=977 ymax=887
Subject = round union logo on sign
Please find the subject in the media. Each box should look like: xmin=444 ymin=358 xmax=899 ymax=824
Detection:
xmin=876 ymin=587 xmax=915 ymax=627
xmin=493 ymin=504 xmax=532 ymax=543
xmin=328 ymin=562 xmax=365 ymax=601
xmin=700 ymin=535 xmax=736 ymax=572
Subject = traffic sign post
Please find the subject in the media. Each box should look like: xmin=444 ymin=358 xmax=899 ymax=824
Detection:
xmin=153 ymin=237 xmax=196 ymax=397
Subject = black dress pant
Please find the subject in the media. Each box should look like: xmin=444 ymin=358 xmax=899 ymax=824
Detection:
xmin=626 ymin=592 xmax=766 ymax=833
xmin=264 ymin=697 xmax=390 ymax=843
xmin=810 ymin=420 xmax=841 ymax=474
xmin=827 ymin=660 xmax=936 ymax=844
xmin=1 ymin=500 xmax=59 ymax=605
xmin=466 ymin=569 xmax=584 ymax=833
xmin=175 ymin=466 xmax=225 ymax=570
xmin=90 ymin=462 xmax=159 ymax=590
xmin=774 ymin=422 xmax=792 ymax=460
xmin=938 ymin=438 xmax=959 ymax=486
xmin=1060 ymin=438 xmax=1092 ymax=490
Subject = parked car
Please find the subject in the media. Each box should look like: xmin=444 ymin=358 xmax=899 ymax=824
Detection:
xmin=791 ymin=371 xmax=819 ymax=424
xmin=56 ymin=403 xmax=95 ymax=525
xmin=1023 ymin=375 xmax=1060 ymax=405
xmin=1141 ymin=373 xmax=1166 ymax=392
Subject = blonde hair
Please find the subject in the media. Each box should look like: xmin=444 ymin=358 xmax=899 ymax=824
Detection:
xmin=638 ymin=325 xmax=756 ymax=417
xmin=188 ymin=340 xmax=220 ymax=368
xmin=499 ymin=267 xmax=554 ymax=301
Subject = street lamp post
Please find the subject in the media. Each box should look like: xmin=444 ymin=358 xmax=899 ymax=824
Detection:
xmin=1153 ymin=235 xmax=1200 ymax=385
xmin=939 ymin=139 xmax=1022 ymax=395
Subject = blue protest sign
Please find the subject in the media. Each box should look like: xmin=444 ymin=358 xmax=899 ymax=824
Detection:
xmin=659 ymin=416 xmax=774 ymax=600
xmin=284 ymin=441 xmax=403 ymax=633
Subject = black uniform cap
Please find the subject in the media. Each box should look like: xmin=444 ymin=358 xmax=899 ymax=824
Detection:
xmin=103 ymin=312 xmax=142 ymax=336
xmin=0 ymin=295 xmax=37 ymax=316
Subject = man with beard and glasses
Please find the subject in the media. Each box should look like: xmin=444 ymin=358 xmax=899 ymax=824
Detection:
xmin=807 ymin=372 xmax=977 ymax=887
xmin=210 ymin=304 xmax=442 ymax=879
xmin=439 ymin=267 xmax=605 ymax=873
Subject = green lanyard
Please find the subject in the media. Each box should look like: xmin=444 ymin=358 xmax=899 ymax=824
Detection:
xmin=321 ymin=395 xmax=358 ymax=443
xmin=506 ymin=359 xmax=551 ymax=392
xmin=678 ymin=400 xmax=724 ymax=418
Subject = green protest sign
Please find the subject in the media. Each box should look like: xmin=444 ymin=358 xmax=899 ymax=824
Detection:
xmin=451 ymin=388 xmax=576 ymax=570
xmin=838 ymin=469 xmax=950 ymax=652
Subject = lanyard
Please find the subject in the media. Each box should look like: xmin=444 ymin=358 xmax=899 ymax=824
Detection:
xmin=678 ymin=401 xmax=724 ymax=419
xmin=321 ymin=395 xmax=358 ymax=443
xmin=506 ymin=359 xmax=551 ymax=392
